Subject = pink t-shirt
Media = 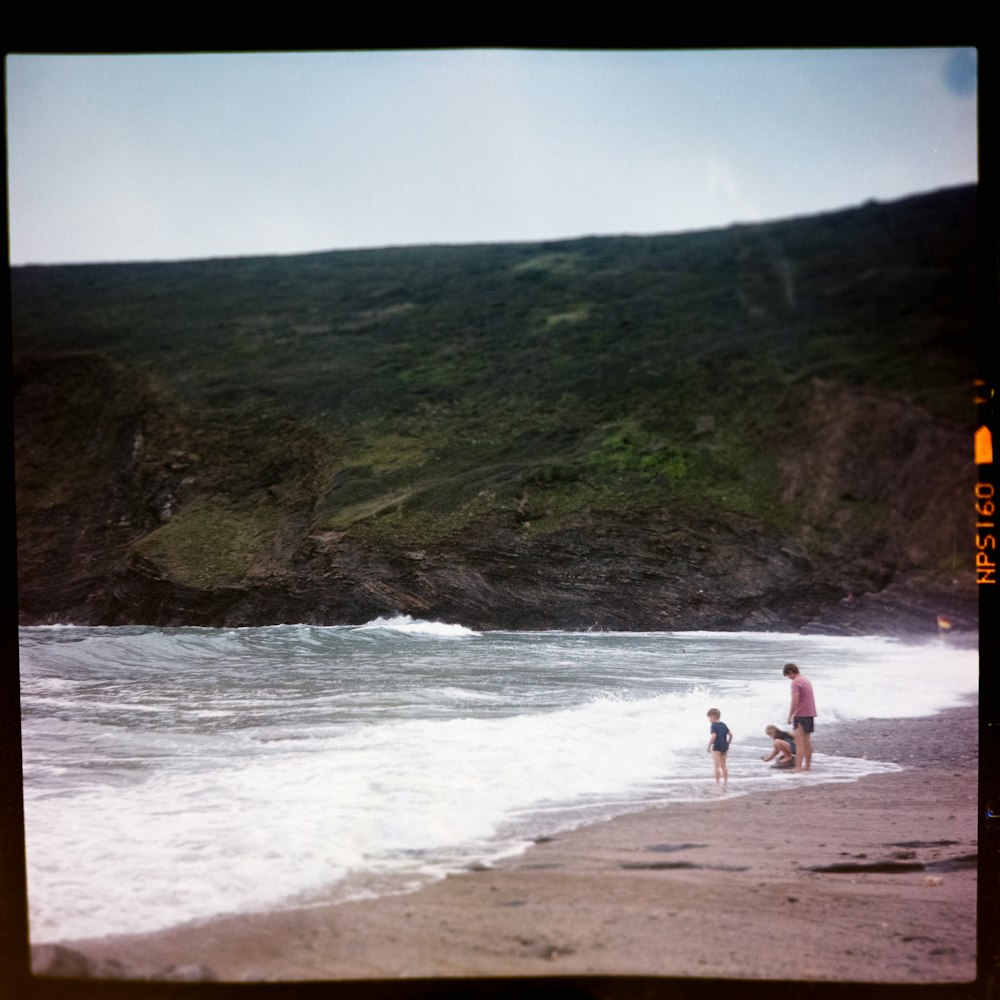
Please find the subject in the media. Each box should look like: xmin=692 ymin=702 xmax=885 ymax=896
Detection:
xmin=791 ymin=675 xmax=817 ymax=717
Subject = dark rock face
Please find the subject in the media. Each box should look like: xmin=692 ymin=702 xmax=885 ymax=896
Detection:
xmin=9 ymin=355 xmax=976 ymax=633
xmin=102 ymin=508 xmax=813 ymax=631
xmin=95 ymin=474 xmax=977 ymax=638
xmin=13 ymin=351 xmax=977 ymax=636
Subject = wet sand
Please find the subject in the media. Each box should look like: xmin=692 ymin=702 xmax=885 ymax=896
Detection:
xmin=34 ymin=702 xmax=980 ymax=990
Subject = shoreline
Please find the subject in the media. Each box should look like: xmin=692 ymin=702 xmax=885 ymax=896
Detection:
xmin=31 ymin=700 xmax=981 ymax=987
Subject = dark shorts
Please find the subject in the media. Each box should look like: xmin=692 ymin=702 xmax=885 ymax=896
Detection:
xmin=793 ymin=716 xmax=815 ymax=734
xmin=712 ymin=746 xmax=729 ymax=754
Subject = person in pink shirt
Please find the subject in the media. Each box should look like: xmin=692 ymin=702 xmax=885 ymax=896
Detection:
xmin=783 ymin=663 xmax=817 ymax=771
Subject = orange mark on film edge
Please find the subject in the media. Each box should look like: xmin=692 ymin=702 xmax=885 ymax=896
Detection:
xmin=975 ymin=426 xmax=994 ymax=465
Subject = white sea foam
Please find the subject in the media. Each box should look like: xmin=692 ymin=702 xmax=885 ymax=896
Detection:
xmin=355 ymin=614 xmax=481 ymax=637
xmin=17 ymin=624 xmax=977 ymax=942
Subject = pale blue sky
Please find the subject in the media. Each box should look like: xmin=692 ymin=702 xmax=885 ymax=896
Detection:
xmin=5 ymin=48 xmax=979 ymax=266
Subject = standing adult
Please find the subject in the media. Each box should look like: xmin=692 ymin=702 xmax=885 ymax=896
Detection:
xmin=783 ymin=663 xmax=816 ymax=771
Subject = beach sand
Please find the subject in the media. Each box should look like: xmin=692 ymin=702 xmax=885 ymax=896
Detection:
xmin=33 ymin=702 xmax=981 ymax=989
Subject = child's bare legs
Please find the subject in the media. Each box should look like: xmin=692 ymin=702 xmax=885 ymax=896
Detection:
xmin=712 ymin=750 xmax=728 ymax=787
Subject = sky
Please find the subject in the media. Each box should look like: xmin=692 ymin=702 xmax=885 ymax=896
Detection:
xmin=4 ymin=47 xmax=979 ymax=266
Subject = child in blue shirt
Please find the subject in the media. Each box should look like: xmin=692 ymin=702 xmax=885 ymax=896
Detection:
xmin=706 ymin=708 xmax=733 ymax=788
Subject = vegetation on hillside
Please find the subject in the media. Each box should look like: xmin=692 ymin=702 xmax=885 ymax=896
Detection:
xmin=12 ymin=186 xmax=978 ymax=587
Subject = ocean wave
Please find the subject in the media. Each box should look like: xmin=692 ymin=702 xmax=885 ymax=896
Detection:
xmin=354 ymin=615 xmax=480 ymax=638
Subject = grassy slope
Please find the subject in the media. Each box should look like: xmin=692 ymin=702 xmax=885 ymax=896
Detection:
xmin=12 ymin=186 xmax=978 ymax=588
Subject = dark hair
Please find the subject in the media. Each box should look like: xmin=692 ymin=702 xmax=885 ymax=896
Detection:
xmin=782 ymin=663 xmax=799 ymax=676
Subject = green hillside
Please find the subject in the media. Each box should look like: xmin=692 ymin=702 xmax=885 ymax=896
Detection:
xmin=11 ymin=185 xmax=980 ymax=630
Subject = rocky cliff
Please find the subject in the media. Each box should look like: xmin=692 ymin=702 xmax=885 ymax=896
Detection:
xmin=12 ymin=187 xmax=981 ymax=636
xmin=13 ymin=354 xmax=977 ymax=636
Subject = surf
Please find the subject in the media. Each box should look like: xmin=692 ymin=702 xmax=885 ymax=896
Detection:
xmin=17 ymin=623 xmax=977 ymax=943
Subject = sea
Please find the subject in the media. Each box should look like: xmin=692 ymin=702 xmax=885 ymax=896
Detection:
xmin=18 ymin=617 xmax=978 ymax=944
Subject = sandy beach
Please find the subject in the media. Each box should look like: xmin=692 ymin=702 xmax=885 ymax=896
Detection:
xmin=29 ymin=700 xmax=981 ymax=992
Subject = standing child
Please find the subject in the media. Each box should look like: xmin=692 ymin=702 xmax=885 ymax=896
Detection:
xmin=706 ymin=708 xmax=733 ymax=788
